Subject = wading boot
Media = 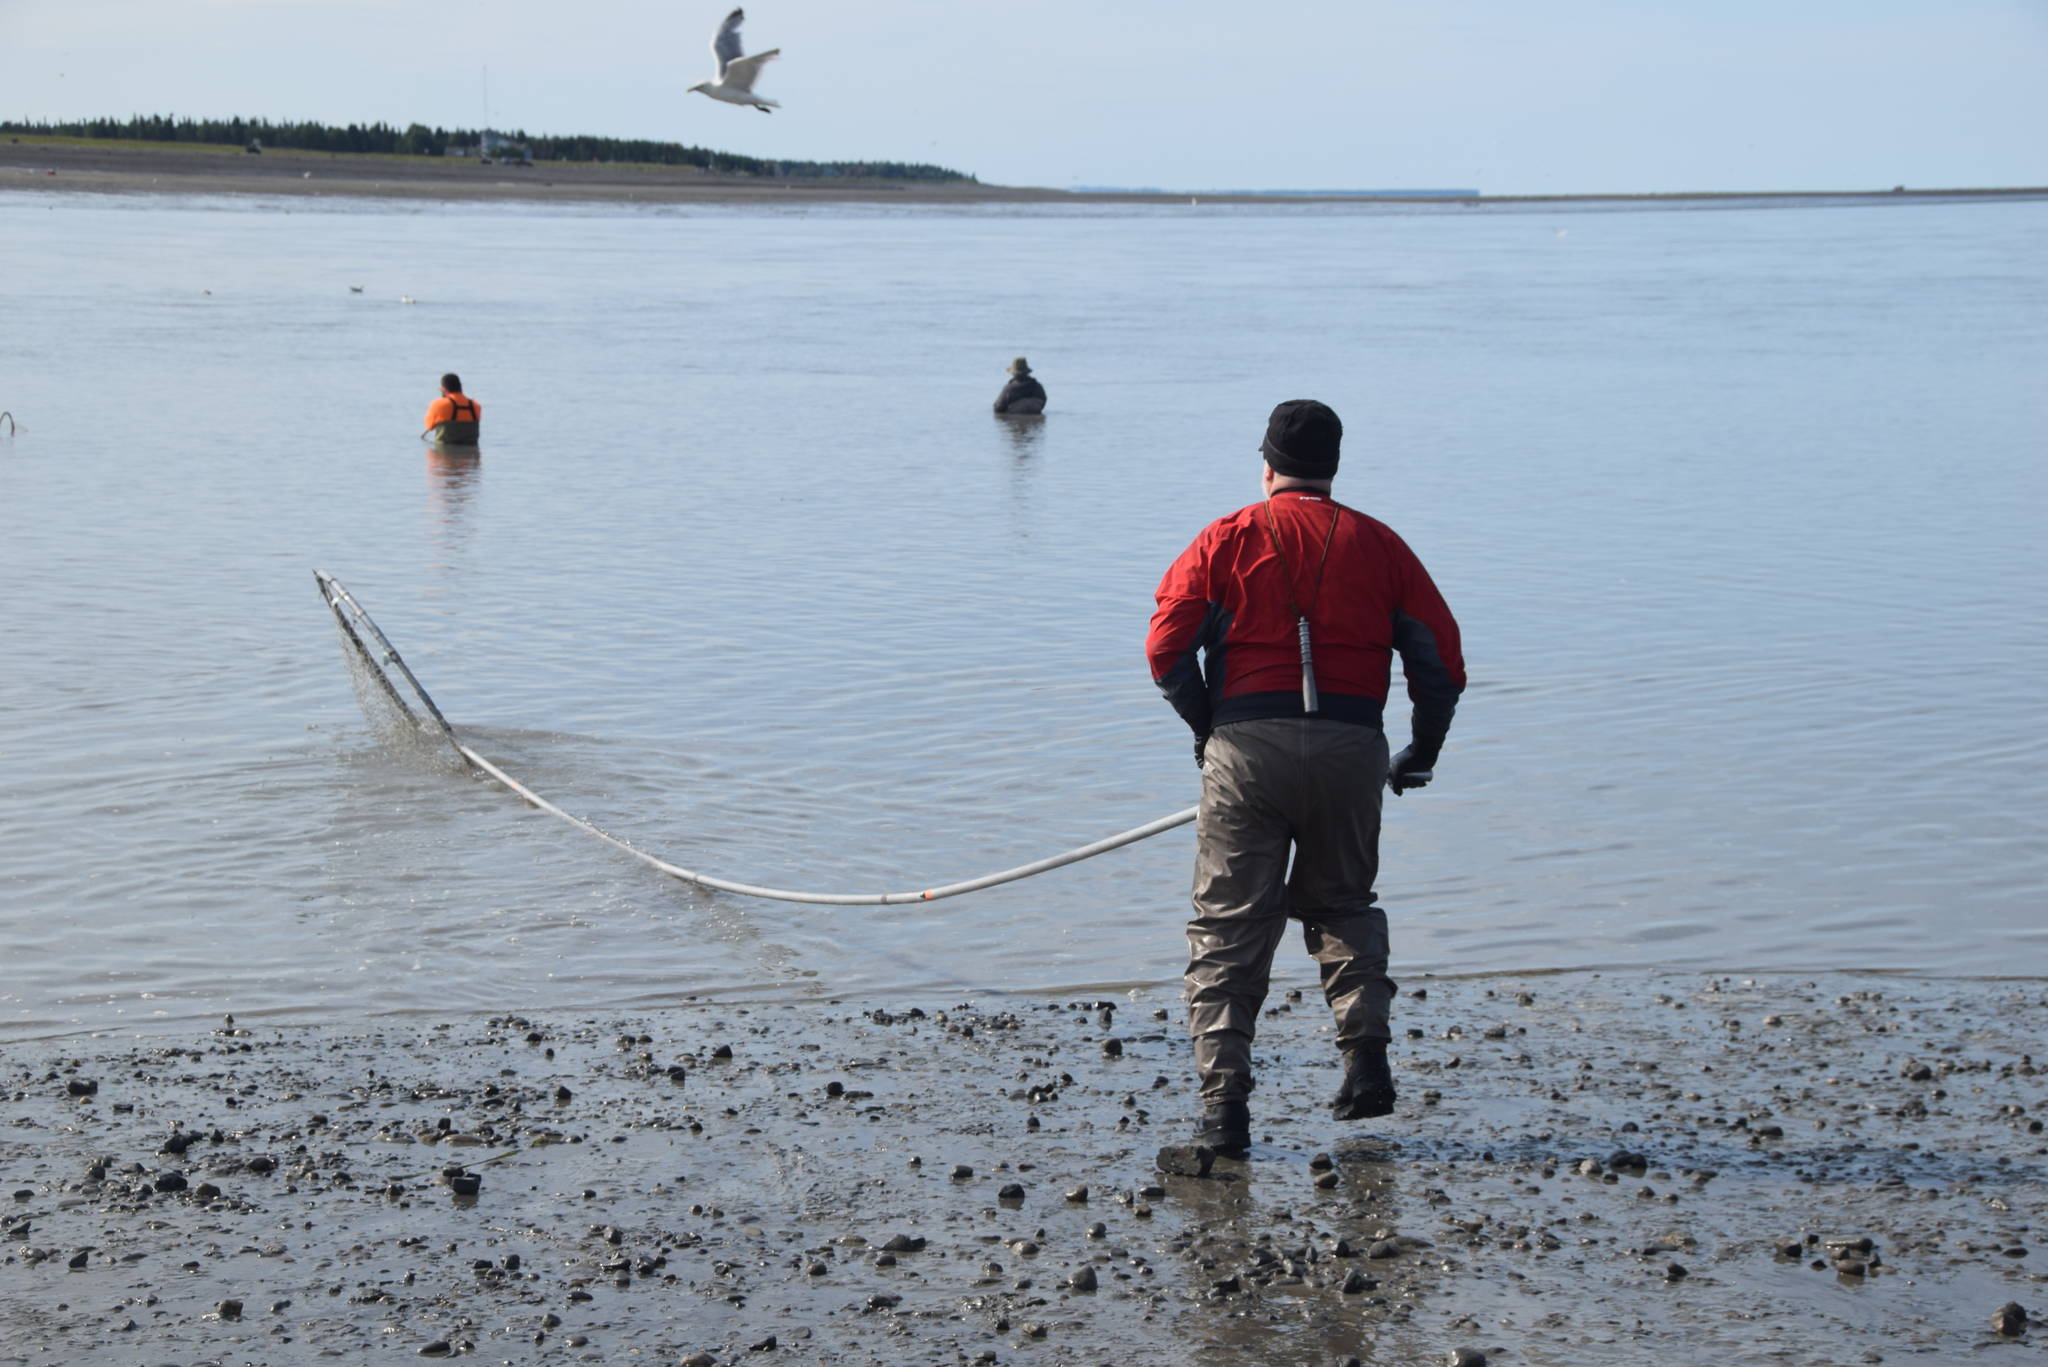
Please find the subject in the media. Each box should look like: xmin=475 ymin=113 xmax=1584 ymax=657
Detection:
xmin=1157 ymin=1099 xmax=1251 ymax=1177
xmin=1192 ymin=1099 xmax=1251 ymax=1157
xmin=1332 ymin=1043 xmax=1396 ymax=1120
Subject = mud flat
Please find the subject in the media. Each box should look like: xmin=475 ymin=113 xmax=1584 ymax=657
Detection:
xmin=3 ymin=972 xmax=2044 ymax=1366
xmin=4 ymin=141 xmax=2044 ymax=209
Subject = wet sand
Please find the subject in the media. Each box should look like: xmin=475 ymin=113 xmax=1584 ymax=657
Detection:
xmin=3 ymin=972 xmax=2042 ymax=1365
xmin=4 ymin=140 xmax=2044 ymax=208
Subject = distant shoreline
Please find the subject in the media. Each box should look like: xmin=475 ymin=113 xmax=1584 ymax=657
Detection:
xmin=4 ymin=139 xmax=2045 ymax=209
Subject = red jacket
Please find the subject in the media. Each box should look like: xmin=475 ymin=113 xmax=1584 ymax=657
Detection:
xmin=1148 ymin=488 xmax=1465 ymax=761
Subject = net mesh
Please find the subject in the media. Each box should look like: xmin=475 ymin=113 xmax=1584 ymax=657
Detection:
xmin=316 ymin=571 xmax=472 ymax=769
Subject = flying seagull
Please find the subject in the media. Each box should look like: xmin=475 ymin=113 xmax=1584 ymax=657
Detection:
xmin=689 ymin=8 xmax=780 ymax=112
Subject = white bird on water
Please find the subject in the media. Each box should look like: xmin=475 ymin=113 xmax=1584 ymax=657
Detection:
xmin=688 ymin=8 xmax=781 ymax=113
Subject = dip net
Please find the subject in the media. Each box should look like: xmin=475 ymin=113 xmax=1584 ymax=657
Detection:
xmin=312 ymin=569 xmax=1194 ymax=904
xmin=316 ymin=570 xmax=472 ymax=768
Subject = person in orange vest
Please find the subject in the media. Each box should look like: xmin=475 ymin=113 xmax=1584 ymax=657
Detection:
xmin=423 ymin=373 xmax=482 ymax=444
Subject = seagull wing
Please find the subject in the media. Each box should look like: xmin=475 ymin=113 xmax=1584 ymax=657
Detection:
xmin=721 ymin=47 xmax=778 ymax=93
xmin=712 ymin=8 xmax=746 ymax=78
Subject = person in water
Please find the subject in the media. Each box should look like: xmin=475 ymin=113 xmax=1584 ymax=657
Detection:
xmin=423 ymin=374 xmax=482 ymax=444
xmin=1146 ymin=399 xmax=1465 ymax=1161
xmin=993 ymin=357 xmax=1047 ymax=415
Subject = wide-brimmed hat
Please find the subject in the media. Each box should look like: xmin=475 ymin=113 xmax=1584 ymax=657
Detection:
xmin=1008 ymin=356 xmax=1032 ymax=375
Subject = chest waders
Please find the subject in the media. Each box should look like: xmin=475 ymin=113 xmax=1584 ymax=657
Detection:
xmin=432 ymin=396 xmax=480 ymax=446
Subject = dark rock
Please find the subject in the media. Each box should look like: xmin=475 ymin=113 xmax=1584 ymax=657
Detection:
xmin=866 ymin=1292 xmax=902 ymax=1310
xmin=712 ymin=1044 xmax=733 ymax=1059
xmin=1101 ymin=1038 xmax=1123 ymax=1058
xmin=65 ymin=1078 xmax=97 ymax=1097
xmin=215 ymin=1299 xmax=243 ymax=1321
xmin=1064 ymin=1185 xmax=1089 ymax=1203
xmin=1990 ymin=1302 xmax=2029 ymax=1336
xmin=1665 ymin=1262 xmax=1689 ymax=1280
xmin=998 ymin=1183 xmax=1025 ymax=1200
xmin=448 ymin=1173 xmax=482 ymax=1196
xmin=1448 ymin=1351 xmax=1488 ymax=1367
xmin=880 ymin=1234 xmax=925 ymax=1253
xmin=418 ymin=1342 xmax=452 ymax=1358
xmin=1156 ymin=1144 xmax=1214 ymax=1178
xmin=1607 ymin=1150 xmax=1649 ymax=1175
xmin=1340 ymin=1268 xmax=1375 ymax=1294
xmin=950 ymin=1164 xmax=974 ymax=1180
xmin=749 ymin=1334 xmax=777 ymax=1351
xmin=66 ymin=1249 xmax=89 ymax=1269
xmin=152 ymin=1171 xmax=188 ymax=1193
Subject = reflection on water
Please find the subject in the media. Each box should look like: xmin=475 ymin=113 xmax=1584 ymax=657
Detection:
xmin=426 ymin=447 xmax=481 ymax=514
xmin=997 ymin=412 xmax=1045 ymax=457
xmin=425 ymin=447 xmax=481 ymax=563
xmin=1161 ymin=1139 xmax=1444 ymax=1365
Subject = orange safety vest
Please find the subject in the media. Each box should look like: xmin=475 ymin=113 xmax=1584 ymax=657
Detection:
xmin=424 ymin=393 xmax=482 ymax=429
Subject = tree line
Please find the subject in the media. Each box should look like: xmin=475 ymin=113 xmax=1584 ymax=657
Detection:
xmin=0 ymin=115 xmax=973 ymax=182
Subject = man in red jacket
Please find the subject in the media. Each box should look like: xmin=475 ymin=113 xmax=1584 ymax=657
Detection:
xmin=1147 ymin=399 xmax=1465 ymax=1159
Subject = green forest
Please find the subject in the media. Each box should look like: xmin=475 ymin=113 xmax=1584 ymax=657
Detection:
xmin=1 ymin=114 xmax=973 ymax=182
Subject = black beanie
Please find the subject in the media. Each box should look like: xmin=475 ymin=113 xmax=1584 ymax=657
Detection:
xmin=1260 ymin=399 xmax=1342 ymax=479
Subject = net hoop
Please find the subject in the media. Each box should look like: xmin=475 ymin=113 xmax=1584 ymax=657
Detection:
xmin=315 ymin=570 xmax=472 ymax=767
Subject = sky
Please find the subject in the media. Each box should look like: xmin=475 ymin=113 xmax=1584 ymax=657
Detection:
xmin=5 ymin=0 xmax=2045 ymax=194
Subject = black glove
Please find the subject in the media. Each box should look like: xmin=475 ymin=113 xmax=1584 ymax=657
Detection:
xmin=1387 ymin=746 xmax=1435 ymax=795
xmin=1194 ymin=735 xmax=1209 ymax=769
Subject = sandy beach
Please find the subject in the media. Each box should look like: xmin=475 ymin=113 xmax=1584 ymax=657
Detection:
xmin=5 ymin=139 xmax=2044 ymax=208
xmin=4 ymin=971 xmax=2042 ymax=1365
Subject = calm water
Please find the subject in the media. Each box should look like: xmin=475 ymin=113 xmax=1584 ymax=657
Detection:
xmin=2 ymin=190 xmax=2044 ymax=1040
